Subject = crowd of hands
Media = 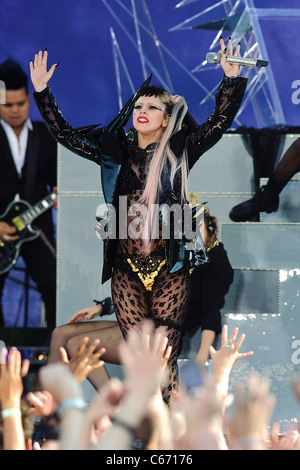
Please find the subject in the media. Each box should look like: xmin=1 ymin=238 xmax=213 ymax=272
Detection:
xmin=1 ymin=321 xmax=300 ymax=451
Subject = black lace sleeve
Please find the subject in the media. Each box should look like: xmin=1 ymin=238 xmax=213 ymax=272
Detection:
xmin=187 ymin=75 xmax=248 ymax=169
xmin=33 ymin=87 xmax=102 ymax=164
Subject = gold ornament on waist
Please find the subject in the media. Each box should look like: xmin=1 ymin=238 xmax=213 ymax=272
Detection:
xmin=127 ymin=257 xmax=166 ymax=291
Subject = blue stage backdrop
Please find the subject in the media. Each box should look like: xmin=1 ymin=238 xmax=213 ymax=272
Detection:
xmin=0 ymin=0 xmax=299 ymax=130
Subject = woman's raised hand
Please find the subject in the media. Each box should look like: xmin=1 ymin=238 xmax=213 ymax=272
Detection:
xmin=30 ymin=50 xmax=57 ymax=92
xmin=219 ymin=37 xmax=240 ymax=78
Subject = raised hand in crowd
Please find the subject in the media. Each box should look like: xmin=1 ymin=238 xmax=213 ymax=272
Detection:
xmin=59 ymin=336 xmax=106 ymax=383
xmin=0 ymin=347 xmax=30 ymax=450
xmin=74 ymin=377 xmax=127 ymax=450
xmin=225 ymin=374 xmax=276 ymax=450
xmin=119 ymin=320 xmax=172 ymax=394
xmin=264 ymin=374 xmax=300 ymax=450
xmin=267 ymin=420 xmax=300 ymax=450
xmin=146 ymin=394 xmax=173 ymax=450
xmin=38 ymin=362 xmax=86 ymax=450
xmin=173 ymin=374 xmax=228 ymax=450
xmin=95 ymin=320 xmax=172 ymax=450
xmin=26 ymin=390 xmax=56 ymax=419
xmin=209 ymin=324 xmax=254 ymax=403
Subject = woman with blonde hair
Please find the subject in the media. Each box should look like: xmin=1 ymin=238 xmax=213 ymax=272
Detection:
xmin=30 ymin=38 xmax=247 ymax=402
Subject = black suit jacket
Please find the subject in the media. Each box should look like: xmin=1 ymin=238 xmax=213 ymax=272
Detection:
xmin=0 ymin=120 xmax=57 ymax=235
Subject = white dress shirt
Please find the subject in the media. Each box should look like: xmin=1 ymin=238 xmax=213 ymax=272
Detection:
xmin=1 ymin=118 xmax=33 ymax=177
xmin=1 ymin=118 xmax=33 ymax=200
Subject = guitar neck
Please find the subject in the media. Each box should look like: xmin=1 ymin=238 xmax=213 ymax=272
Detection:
xmin=20 ymin=192 xmax=56 ymax=225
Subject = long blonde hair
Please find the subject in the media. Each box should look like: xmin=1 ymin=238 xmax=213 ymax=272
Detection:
xmin=137 ymin=86 xmax=189 ymax=254
xmin=188 ymin=192 xmax=219 ymax=251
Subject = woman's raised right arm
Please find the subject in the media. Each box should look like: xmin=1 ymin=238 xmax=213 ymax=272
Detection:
xmin=30 ymin=51 xmax=102 ymax=164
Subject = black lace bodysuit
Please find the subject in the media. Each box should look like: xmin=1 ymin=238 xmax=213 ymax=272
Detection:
xmin=111 ymin=141 xmax=191 ymax=403
xmin=33 ymin=74 xmax=248 ymax=403
xmin=115 ymin=143 xmax=166 ymax=289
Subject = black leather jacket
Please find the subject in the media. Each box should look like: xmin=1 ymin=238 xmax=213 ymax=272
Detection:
xmin=33 ymin=75 xmax=247 ymax=283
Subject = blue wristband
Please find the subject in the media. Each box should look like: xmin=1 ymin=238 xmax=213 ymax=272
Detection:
xmin=57 ymin=398 xmax=87 ymax=415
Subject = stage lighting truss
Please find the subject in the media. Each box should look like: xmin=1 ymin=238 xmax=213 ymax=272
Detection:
xmin=102 ymin=0 xmax=300 ymax=128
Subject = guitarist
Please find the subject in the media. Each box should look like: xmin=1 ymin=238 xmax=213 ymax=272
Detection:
xmin=0 ymin=59 xmax=57 ymax=328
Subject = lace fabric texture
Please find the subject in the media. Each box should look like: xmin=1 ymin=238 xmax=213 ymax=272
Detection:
xmin=33 ymin=75 xmax=247 ymax=404
xmin=111 ymin=260 xmax=190 ymax=404
xmin=187 ymin=75 xmax=248 ymax=169
xmin=116 ymin=143 xmax=167 ymax=289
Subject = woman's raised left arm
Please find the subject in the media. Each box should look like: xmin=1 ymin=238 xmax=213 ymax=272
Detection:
xmin=186 ymin=38 xmax=248 ymax=168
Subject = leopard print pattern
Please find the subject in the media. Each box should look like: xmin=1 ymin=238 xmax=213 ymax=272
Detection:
xmin=111 ymin=264 xmax=190 ymax=404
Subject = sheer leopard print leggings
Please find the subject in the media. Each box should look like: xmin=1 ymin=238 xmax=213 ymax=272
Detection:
xmin=111 ymin=265 xmax=190 ymax=404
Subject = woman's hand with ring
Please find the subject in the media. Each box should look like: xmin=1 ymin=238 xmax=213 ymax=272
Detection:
xmin=209 ymin=325 xmax=254 ymax=389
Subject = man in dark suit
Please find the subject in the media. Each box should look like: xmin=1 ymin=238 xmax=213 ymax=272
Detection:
xmin=0 ymin=59 xmax=57 ymax=328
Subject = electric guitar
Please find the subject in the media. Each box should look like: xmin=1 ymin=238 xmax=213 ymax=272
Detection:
xmin=0 ymin=191 xmax=56 ymax=274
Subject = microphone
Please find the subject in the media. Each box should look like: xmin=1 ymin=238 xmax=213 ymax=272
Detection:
xmin=206 ymin=52 xmax=269 ymax=68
